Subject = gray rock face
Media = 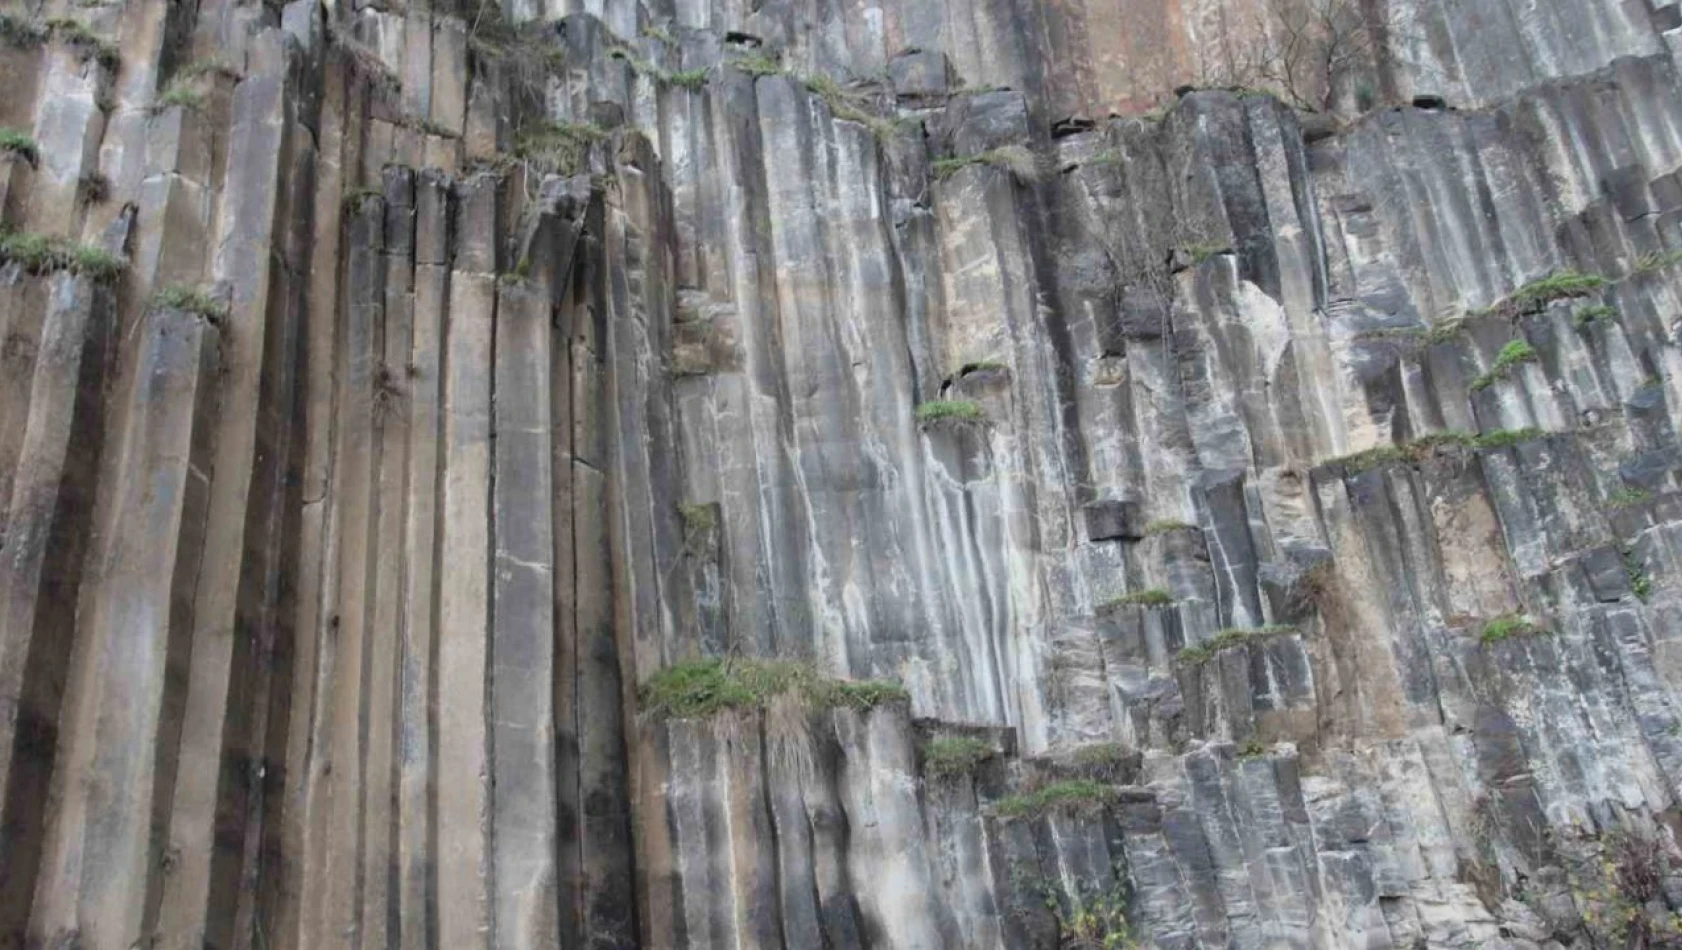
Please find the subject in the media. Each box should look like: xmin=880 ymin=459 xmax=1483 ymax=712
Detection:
xmin=3 ymin=0 xmax=1682 ymax=948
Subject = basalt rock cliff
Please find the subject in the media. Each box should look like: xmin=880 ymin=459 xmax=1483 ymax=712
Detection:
xmin=2 ymin=0 xmax=1682 ymax=947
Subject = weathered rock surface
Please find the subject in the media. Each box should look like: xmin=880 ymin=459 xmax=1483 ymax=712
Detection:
xmin=3 ymin=0 xmax=1682 ymax=947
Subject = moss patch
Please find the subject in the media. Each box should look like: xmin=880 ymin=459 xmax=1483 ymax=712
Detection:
xmin=152 ymin=285 xmax=225 ymax=320
xmin=0 ymin=127 xmax=38 ymax=164
xmin=1100 ymin=589 xmax=1172 ymax=609
xmin=1478 ymin=613 xmax=1539 ymax=644
xmin=639 ymin=657 xmax=907 ymax=720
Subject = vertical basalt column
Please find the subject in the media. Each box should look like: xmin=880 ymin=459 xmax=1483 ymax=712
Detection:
xmin=25 ymin=302 xmax=222 ymax=950
xmin=395 ymin=168 xmax=451 ymax=950
xmin=0 ymin=273 xmax=110 ymax=947
xmin=437 ymin=171 xmax=498 ymax=950
xmin=491 ymin=279 xmax=560 ymax=948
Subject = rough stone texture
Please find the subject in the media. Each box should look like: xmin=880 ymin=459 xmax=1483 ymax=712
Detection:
xmin=3 ymin=0 xmax=1682 ymax=947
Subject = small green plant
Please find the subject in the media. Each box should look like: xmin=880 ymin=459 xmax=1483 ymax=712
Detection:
xmin=43 ymin=17 xmax=119 ymax=69
xmin=1142 ymin=519 xmax=1192 ymax=536
xmin=1469 ymin=339 xmax=1539 ymax=392
xmin=1574 ymin=303 xmax=1617 ymax=327
xmin=1425 ymin=317 xmax=1466 ymax=345
xmin=1048 ymin=878 xmax=1136 ymax=949
xmin=152 ymin=285 xmax=225 ymax=320
xmin=0 ymin=127 xmax=38 ymax=165
xmin=1479 ymin=270 xmax=1604 ymax=317
xmin=729 ymin=53 xmax=783 ymax=77
xmin=638 ymin=656 xmax=907 ymax=720
xmin=1238 ymin=739 xmax=1267 ymax=759
xmin=1176 ymin=625 xmax=1294 ymax=666
xmin=1608 ymin=488 xmax=1653 ymax=509
xmin=932 ymin=145 xmax=1038 ymax=181
xmin=1627 ymin=551 xmax=1652 ymax=603
xmin=991 ymin=780 xmax=1115 ymax=819
xmin=0 ymin=228 xmax=123 ymax=281
xmin=1100 ymin=589 xmax=1172 ymax=609
xmin=76 ymin=172 xmax=109 ymax=205
xmin=677 ymin=502 xmax=716 ymax=536
xmin=1070 ymin=742 xmax=1129 ymax=770
xmin=922 ymin=736 xmax=995 ymax=780
xmin=802 ymin=72 xmax=899 ymax=137
xmin=1471 ymin=427 xmax=1543 ymax=450
xmin=915 ymin=400 xmax=985 ymax=425
xmin=1478 ymin=613 xmax=1539 ymax=643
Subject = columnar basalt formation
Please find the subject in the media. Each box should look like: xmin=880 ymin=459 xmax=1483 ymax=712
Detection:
xmin=4 ymin=0 xmax=1682 ymax=947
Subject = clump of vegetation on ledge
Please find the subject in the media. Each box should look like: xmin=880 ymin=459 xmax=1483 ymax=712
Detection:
xmin=152 ymin=285 xmax=225 ymax=321
xmin=1478 ymin=613 xmax=1540 ymax=644
xmin=1475 ymin=269 xmax=1604 ymax=318
xmin=990 ymin=780 xmax=1115 ymax=819
xmin=1099 ymin=589 xmax=1172 ymax=610
xmin=916 ymin=400 xmax=985 ymax=425
xmin=0 ymin=228 xmax=123 ymax=281
xmin=922 ymin=736 xmax=995 ymax=780
xmin=1573 ymin=303 xmax=1617 ymax=327
xmin=0 ymin=127 xmax=38 ymax=165
xmin=1633 ymin=249 xmax=1682 ymax=276
xmin=43 ymin=17 xmax=119 ymax=69
xmin=1142 ymin=519 xmax=1193 ymax=536
xmin=1176 ymin=625 xmax=1295 ymax=666
xmin=1607 ymin=488 xmax=1653 ymax=509
xmin=1183 ymin=242 xmax=1228 ymax=265
xmin=932 ymin=145 xmax=1038 ymax=182
xmin=639 ymin=657 xmax=907 ymax=720
xmin=728 ymin=52 xmax=783 ymax=77
xmin=514 ymin=120 xmax=607 ymax=176
xmin=1326 ymin=428 xmax=1546 ymax=474
xmin=803 ymin=73 xmax=900 ymax=138
xmin=1469 ymin=339 xmax=1539 ymax=392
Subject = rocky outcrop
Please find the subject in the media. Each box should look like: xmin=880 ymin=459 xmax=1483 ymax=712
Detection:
xmin=4 ymin=0 xmax=1682 ymax=947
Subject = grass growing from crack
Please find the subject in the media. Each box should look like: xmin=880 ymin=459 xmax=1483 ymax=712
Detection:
xmin=915 ymin=400 xmax=985 ymax=425
xmin=1476 ymin=270 xmax=1605 ymax=318
xmin=151 ymin=81 xmax=204 ymax=114
xmin=1627 ymin=552 xmax=1652 ymax=603
xmin=1469 ymin=339 xmax=1539 ymax=392
xmin=922 ymin=736 xmax=995 ymax=780
xmin=1633 ymin=249 xmax=1682 ymax=275
xmin=0 ymin=228 xmax=123 ymax=281
xmin=1176 ymin=625 xmax=1295 ymax=665
xmin=991 ymin=780 xmax=1115 ymax=819
xmin=1184 ymin=243 xmax=1227 ymax=264
xmin=932 ymin=145 xmax=1038 ymax=181
xmin=803 ymin=73 xmax=899 ymax=137
xmin=1099 ymin=589 xmax=1172 ymax=609
xmin=638 ymin=656 xmax=907 ymax=719
xmin=1478 ymin=613 xmax=1539 ymax=644
xmin=0 ymin=127 xmax=37 ymax=164
xmin=152 ymin=285 xmax=224 ymax=320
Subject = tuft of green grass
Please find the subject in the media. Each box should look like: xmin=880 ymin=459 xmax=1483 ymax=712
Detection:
xmin=1142 ymin=519 xmax=1192 ymax=536
xmin=1478 ymin=613 xmax=1539 ymax=644
xmin=802 ymin=72 xmax=900 ymax=137
xmin=922 ymin=736 xmax=995 ymax=780
xmin=666 ymin=67 xmax=709 ymax=90
xmin=43 ymin=17 xmax=118 ymax=69
xmin=932 ymin=145 xmax=1038 ymax=182
xmin=1070 ymin=742 xmax=1129 ymax=769
xmin=1608 ymin=488 xmax=1653 ymax=509
xmin=1471 ymin=427 xmax=1543 ymax=450
xmin=677 ymin=502 xmax=716 ymax=535
xmin=1326 ymin=428 xmax=1543 ymax=474
xmin=1425 ymin=317 xmax=1466 ymax=345
xmin=990 ymin=780 xmax=1115 ymax=819
xmin=1238 ymin=739 xmax=1268 ymax=759
xmin=729 ymin=53 xmax=783 ymax=77
xmin=1574 ymin=303 xmax=1617 ymax=327
xmin=1176 ymin=625 xmax=1295 ymax=666
xmin=152 ymin=285 xmax=225 ymax=320
xmin=0 ymin=228 xmax=123 ymax=281
xmin=1469 ymin=339 xmax=1539 ymax=392
xmin=915 ymin=400 xmax=985 ymax=425
xmin=638 ymin=657 xmax=907 ymax=720
xmin=0 ymin=127 xmax=38 ymax=165
xmin=1633 ymin=249 xmax=1682 ymax=275
xmin=1100 ymin=589 xmax=1173 ymax=610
